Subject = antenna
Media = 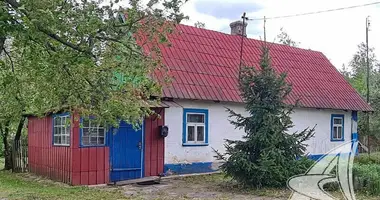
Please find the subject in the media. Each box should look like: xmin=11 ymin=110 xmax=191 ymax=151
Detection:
xmin=238 ymin=12 xmax=248 ymax=81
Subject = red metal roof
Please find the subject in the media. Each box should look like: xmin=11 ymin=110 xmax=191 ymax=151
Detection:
xmin=157 ymin=24 xmax=372 ymax=111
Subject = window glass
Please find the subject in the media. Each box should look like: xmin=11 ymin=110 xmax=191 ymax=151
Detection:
xmin=81 ymin=118 xmax=106 ymax=146
xmin=197 ymin=126 xmax=204 ymax=141
xmin=332 ymin=116 xmax=344 ymax=141
xmin=53 ymin=115 xmax=71 ymax=146
xmin=334 ymin=118 xmax=342 ymax=125
xmin=187 ymin=126 xmax=195 ymax=141
xmin=187 ymin=114 xmax=205 ymax=123
xmin=184 ymin=110 xmax=208 ymax=145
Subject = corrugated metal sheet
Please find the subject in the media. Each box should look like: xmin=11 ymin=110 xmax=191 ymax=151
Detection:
xmin=157 ymin=24 xmax=372 ymax=111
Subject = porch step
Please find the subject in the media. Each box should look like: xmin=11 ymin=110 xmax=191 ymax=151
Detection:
xmin=112 ymin=176 xmax=161 ymax=186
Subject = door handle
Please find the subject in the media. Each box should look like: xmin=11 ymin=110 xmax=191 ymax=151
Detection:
xmin=137 ymin=141 xmax=142 ymax=150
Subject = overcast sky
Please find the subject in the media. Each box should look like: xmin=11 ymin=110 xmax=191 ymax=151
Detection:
xmin=179 ymin=0 xmax=380 ymax=70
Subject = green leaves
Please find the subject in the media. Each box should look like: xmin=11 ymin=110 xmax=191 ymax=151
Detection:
xmin=342 ymin=43 xmax=380 ymax=138
xmin=0 ymin=0 xmax=187 ymax=126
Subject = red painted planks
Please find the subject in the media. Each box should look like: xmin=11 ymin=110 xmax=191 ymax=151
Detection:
xmin=89 ymin=148 xmax=97 ymax=171
xmin=27 ymin=115 xmax=74 ymax=185
xmin=80 ymin=148 xmax=89 ymax=172
xmin=144 ymin=108 xmax=165 ymax=177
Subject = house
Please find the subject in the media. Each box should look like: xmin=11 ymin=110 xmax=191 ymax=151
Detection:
xmin=27 ymin=21 xmax=372 ymax=185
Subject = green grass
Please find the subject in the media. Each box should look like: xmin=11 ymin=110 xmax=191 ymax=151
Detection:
xmin=0 ymin=158 xmax=129 ymax=200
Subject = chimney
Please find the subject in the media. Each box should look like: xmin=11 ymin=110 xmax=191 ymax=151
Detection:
xmin=229 ymin=20 xmax=247 ymax=36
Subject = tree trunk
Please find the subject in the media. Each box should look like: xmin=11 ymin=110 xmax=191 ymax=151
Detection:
xmin=1 ymin=121 xmax=12 ymax=170
xmin=14 ymin=116 xmax=25 ymax=142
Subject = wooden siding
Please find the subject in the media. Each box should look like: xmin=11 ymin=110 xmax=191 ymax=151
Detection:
xmin=28 ymin=114 xmax=110 ymax=185
xmin=28 ymin=116 xmax=72 ymax=184
xmin=144 ymin=108 xmax=165 ymax=177
xmin=70 ymin=113 xmax=109 ymax=185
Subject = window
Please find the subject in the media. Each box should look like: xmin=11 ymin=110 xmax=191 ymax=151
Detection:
xmin=81 ymin=118 xmax=106 ymax=146
xmin=331 ymin=114 xmax=344 ymax=141
xmin=183 ymin=108 xmax=208 ymax=146
xmin=53 ymin=114 xmax=71 ymax=146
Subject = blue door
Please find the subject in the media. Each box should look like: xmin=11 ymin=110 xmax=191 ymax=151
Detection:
xmin=109 ymin=121 xmax=143 ymax=182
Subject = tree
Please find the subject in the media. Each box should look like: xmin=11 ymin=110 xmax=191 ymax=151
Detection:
xmin=0 ymin=0 xmax=188 ymax=170
xmin=194 ymin=21 xmax=205 ymax=28
xmin=276 ymin=27 xmax=299 ymax=47
xmin=340 ymin=64 xmax=351 ymax=80
xmin=343 ymin=42 xmax=380 ymax=148
xmin=215 ymin=45 xmax=314 ymax=187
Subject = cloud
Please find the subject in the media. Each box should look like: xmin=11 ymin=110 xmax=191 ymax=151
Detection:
xmin=194 ymin=0 xmax=262 ymax=19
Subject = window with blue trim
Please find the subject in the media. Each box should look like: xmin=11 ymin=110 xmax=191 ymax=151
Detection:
xmin=53 ymin=115 xmax=71 ymax=146
xmin=183 ymin=109 xmax=208 ymax=145
xmin=81 ymin=118 xmax=106 ymax=146
xmin=331 ymin=114 xmax=344 ymax=141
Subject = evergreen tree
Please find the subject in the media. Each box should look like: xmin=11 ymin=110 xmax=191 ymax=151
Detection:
xmin=215 ymin=46 xmax=315 ymax=188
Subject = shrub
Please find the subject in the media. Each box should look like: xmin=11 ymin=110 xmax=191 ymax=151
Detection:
xmin=355 ymin=152 xmax=380 ymax=165
xmin=353 ymin=163 xmax=380 ymax=195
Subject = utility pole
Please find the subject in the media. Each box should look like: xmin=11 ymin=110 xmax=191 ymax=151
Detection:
xmin=263 ymin=16 xmax=267 ymax=43
xmin=366 ymin=16 xmax=371 ymax=155
xmin=238 ymin=12 xmax=248 ymax=80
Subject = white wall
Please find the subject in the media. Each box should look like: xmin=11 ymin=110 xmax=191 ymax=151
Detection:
xmin=164 ymin=99 xmax=352 ymax=164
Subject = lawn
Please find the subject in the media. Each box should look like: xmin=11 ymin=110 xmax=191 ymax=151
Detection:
xmin=1 ymin=157 xmax=380 ymax=200
xmin=0 ymin=158 xmax=128 ymax=200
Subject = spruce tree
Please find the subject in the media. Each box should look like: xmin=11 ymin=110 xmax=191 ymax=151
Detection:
xmin=215 ymin=45 xmax=315 ymax=188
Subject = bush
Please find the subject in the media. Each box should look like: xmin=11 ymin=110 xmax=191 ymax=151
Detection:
xmin=353 ymin=163 xmax=380 ymax=195
xmin=0 ymin=135 xmax=3 ymax=158
xmin=355 ymin=152 xmax=380 ymax=165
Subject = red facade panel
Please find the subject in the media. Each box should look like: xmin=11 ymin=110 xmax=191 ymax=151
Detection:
xmin=29 ymin=108 xmax=165 ymax=185
xmin=144 ymin=108 xmax=165 ymax=177
xmin=28 ymin=116 xmax=72 ymax=184
xmin=28 ymin=114 xmax=110 ymax=186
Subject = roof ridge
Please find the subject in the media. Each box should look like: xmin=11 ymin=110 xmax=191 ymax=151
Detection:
xmin=178 ymin=23 xmax=324 ymax=55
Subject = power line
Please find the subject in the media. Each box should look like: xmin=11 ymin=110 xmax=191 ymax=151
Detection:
xmin=248 ymin=2 xmax=380 ymax=21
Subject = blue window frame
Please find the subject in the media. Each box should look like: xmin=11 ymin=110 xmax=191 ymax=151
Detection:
xmin=331 ymin=114 xmax=344 ymax=142
xmin=52 ymin=113 xmax=71 ymax=146
xmin=182 ymin=108 xmax=209 ymax=146
xmin=80 ymin=118 xmax=107 ymax=147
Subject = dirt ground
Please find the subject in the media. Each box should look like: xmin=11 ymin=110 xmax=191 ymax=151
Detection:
xmin=117 ymin=174 xmax=289 ymax=200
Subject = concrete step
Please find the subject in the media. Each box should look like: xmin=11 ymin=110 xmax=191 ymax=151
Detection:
xmin=112 ymin=176 xmax=161 ymax=186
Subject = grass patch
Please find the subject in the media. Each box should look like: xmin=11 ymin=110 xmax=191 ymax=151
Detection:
xmin=0 ymin=158 xmax=128 ymax=200
xmin=180 ymin=173 xmax=290 ymax=198
xmin=180 ymin=173 xmax=380 ymax=200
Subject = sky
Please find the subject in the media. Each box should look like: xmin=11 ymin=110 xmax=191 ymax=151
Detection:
xmin=179 ymin=0 xmax=380 ymax=70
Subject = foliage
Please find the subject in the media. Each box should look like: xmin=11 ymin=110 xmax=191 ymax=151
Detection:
xmin=1 ymin=0 xmax=188 ymax=125
xmin=276 ymin=28 xmax=299 ymax=47
xmin=194 ymin=21 xmax=206 ymax=28
xmin=353 ymin=163 xmax=380 ymax=196
xmin=340 ymin=43 xmax=380 ymax=139
xmin=0 ymin=0 xmax=188 ymax=169
xmin=0 ymin=135 xmax=3 ymax=157
xmin=355 ymin=152 xmax=380 ymax=165
xmin=214 ymin=46 xmax=315 ymax=188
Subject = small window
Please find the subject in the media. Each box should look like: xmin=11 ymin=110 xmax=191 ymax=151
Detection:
xmin=183 ymin=109 xmax=208 ymax=146
xmin=81 ymin=118 xmax=106 ymax=146
xmin=53 ymin=114 xmax=71 ymax=146
xmin=331 ymin=114 xmax=344 ymax=141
